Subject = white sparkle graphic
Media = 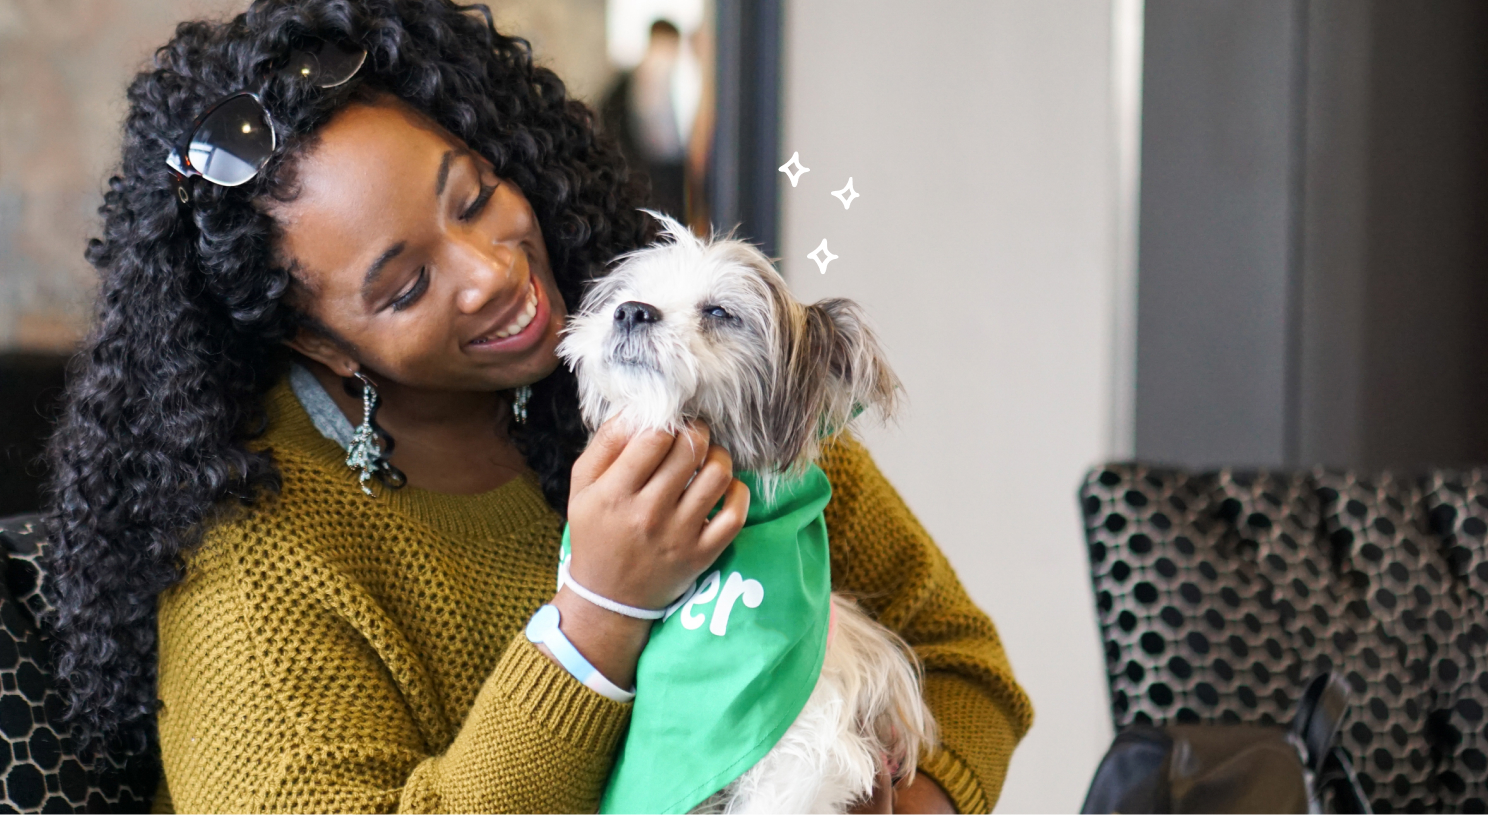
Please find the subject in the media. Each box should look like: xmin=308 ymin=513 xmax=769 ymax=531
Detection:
xmin=807 ymin=239 xmax=839 ymax=274
xmin=831 ymin=177 xmax=859 ymax=209
xmin=778 ymin=152 xmax=810 ymax=187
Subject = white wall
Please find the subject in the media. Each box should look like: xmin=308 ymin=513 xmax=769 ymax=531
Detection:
xmin=780 ymin=2 xmax=1137 ymax=810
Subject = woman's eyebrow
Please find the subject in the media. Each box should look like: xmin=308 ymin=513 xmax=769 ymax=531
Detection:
xmin=361 ymin=241 xmax=407 ymax=303
xmin=435 ymin=147 xmax=483 ymax=198
xmin=435 ymin=149 xmax=456 ymax=197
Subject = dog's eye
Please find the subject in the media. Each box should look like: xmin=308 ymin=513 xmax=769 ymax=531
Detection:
xmin=702 ymin=305 xmax=731 ymax=319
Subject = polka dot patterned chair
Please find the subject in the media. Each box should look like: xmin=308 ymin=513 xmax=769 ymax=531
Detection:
xmin=0 ymin=513 xmax=158 ymax=813
xmin=1081 ymin=466 xmax=1487 ymax=813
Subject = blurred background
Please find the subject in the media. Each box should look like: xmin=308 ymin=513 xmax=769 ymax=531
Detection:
xmin=0 ymin=0 xmax=1483 ymax=810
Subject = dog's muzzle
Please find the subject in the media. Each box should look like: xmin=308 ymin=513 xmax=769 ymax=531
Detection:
xmin=608 ymin=300 xmax=661 ymax=368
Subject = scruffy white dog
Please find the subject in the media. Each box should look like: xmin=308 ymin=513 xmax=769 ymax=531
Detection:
xmin=558 ymin=212 xmax=935 ymax=813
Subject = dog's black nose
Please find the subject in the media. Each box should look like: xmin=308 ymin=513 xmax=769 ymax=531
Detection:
xmin=614 ymin=300 xmax=661 ymax=330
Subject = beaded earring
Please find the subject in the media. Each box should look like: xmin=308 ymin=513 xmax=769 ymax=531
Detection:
xmin=512 ymin=384 xmax=532 ymax=425
xmin=346 ymin=371 xmax=405 ymax=496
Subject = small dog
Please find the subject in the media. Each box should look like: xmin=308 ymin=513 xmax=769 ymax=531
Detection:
xmin=558 ymin=213 xmax=936 ymax=813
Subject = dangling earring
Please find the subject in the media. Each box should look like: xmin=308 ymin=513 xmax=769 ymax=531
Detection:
xmin=512 ymin=385 xmax=532 ymax=425
xmin=346 ymin=371 xmax=404 ymax=497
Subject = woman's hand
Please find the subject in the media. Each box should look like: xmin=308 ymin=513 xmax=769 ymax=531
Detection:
xmin=894 ymin=773 xmax=956 ymax=813
xmin=548 ymin=416 xmax=750 ymax=689
xmin=567 ymin=416 xmax=749 ymax=608
xmin=849 ymin=763 xmax=956 ymax=814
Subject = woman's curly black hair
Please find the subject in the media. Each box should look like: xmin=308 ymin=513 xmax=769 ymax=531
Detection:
xmin=40 ymin=0 xmax=652 ymax=761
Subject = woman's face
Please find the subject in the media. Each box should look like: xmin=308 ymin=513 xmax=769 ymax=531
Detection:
xmin=273 ymin=96 xmax=566 ymax=393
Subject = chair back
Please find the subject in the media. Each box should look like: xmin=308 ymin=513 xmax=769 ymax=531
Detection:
xmin=0 ymin=513 xmax=159 ymax=812
xmin=1080 ymin=466 xmax=1487 ymax=812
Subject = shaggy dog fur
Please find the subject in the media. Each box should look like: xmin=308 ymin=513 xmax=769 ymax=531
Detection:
xmin=558 ymin=213 xmax=936 ymax=812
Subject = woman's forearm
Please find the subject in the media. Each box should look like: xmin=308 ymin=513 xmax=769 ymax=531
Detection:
xmin=397 ymin=636 xmax=632 ymax=813
xmin=541 ymin=585 xmax=653 ymax=689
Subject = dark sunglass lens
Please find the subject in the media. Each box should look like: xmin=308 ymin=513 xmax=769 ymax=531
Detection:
xmin=279 ymin=50 xmax=323 ymax=84
xmin=279 ymin=41 xmax=366 ymax=88
xmin=187 ymin=95 xmax=274 ymax=186
xmin=309 ymin=41 xmax=367 ymax=88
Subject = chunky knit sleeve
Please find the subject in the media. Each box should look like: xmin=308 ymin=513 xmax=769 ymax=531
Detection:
xmin=818 ymin=433 xmax=1034 ymax=814
xmin=155 ymin=508 xmax=630 ymax=814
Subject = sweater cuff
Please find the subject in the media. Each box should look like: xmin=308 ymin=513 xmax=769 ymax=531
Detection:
xmin=494 ymin=635 xmax=632 ymax=755
xmin=920 ymin=746 xmax=988 ymax=815
xmin=918 ymin=671 xmax=1029 ymax=813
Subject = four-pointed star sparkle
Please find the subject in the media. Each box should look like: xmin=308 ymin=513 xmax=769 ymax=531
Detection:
xmin=807 ymin=239 xmax=839 ymax=274
xmin=782 ymin=153 xmax=855 ymax=272
xmin=778 ymin=151 xmax=810 ymax=187
xmin=831 ymin=177 xmax=859 ymax=209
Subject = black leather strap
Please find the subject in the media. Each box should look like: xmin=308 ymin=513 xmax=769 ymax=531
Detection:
xmin=1291 ymin=672 xmax=1349 ymax=770
xmin=1291 ymin=672 xmax=1373 ymax=814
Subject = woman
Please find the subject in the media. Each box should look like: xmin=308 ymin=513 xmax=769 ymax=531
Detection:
xmin=42 ymin=1 xmax=1032 ymax=812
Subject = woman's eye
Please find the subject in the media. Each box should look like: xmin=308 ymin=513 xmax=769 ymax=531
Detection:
xmin=391 ymin=267 xmax=429 ymax=312
xmin=460 ymin=182 xmax=497 ymax=221
xmin=703 ymin=305 xmax=731 ymax=319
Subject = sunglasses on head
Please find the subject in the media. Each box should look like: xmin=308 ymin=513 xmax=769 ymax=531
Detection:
xmin=165 ymin=39 xmax=367 ymax=201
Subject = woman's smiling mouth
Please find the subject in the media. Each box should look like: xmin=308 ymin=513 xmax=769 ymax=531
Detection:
xmin=468 ymin=275 xmax=547 ymax=352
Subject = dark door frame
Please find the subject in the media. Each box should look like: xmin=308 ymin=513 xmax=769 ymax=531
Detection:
xmin=710 ymin=0 xmax=783 ymax=259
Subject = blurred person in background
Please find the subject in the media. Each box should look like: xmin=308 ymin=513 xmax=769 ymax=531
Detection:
xmin=682 ymin=20 xmax=714 ymax=233
xmin=601 ymin=19 xmax=689 ymax=221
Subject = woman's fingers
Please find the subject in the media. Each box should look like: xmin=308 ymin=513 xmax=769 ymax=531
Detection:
xmin=695 ymin=476 xmax=750 ymax=557
xmin=569 ymin=416 xmax=631 ymax=493
xmin=848 ymin=758 xmax=894 ymax=814
xmin=598 ymin=425 xmax=680 ymax=495
xmin=642 ymin=420 xmax=712 ymax=505
xmin=677 ymin=443 xmax=732 ymax=517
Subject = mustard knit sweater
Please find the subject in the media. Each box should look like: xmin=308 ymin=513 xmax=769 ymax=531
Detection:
xmin=152 ymin=379 xmax=1032 ymax=813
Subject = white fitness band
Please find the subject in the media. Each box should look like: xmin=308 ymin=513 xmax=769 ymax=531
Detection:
xmin=557 ymin=559 xmax=668 ymax=620
xmin=524 ymin=604 xmax=635 ymax=703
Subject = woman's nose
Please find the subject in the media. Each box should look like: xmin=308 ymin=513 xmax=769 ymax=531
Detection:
xmin=453 ymin=240 xmax=522 ymax=314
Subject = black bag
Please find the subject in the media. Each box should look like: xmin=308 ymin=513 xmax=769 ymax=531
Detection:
xmin=1082 ymin=673 xmax=1372 ymax=813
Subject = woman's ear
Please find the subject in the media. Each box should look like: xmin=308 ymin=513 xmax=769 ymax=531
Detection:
xmin=285 ymin=328 xmax=360 ymax=378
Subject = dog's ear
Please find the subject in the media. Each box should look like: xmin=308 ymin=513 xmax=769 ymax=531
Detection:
xmin=767 ymin=297 xmax=901 ymax=471
xmin=807 ymin=298 xmax=901 ymax=429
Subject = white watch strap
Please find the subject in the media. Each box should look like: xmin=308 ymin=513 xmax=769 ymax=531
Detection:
xmin=558 ymin=560 xmax=668 ymax=620
xmin=524 ymin=604 xmax=635 ymax=703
